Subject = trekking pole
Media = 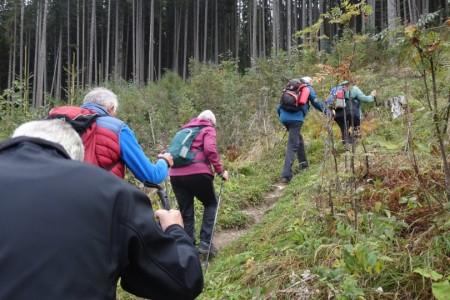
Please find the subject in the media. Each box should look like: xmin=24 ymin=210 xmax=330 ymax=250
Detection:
xmin=144 ymin=181 xmax=171 ymax=210
xmin=204 ymin=178 xmax=225 ymax=273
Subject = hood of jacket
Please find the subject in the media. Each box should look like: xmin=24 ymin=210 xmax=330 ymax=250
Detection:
xmin=180 ymin=118 xmax=214 ymax=129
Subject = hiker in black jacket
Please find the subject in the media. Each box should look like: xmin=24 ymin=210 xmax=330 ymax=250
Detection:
xmin=0 ymin=119 xmax=203 ymax=300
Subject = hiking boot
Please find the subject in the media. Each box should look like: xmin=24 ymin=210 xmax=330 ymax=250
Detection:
xmin=198 ymin=241 xmax=219 ymax=255
xmin=280 ymin=177 xmax=291 ymax=184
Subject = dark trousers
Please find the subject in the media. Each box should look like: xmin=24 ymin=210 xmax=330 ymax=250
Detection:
xmin=170 ymin=173 xmax=218 ymax=245
xmin=282 ymin=121 xmax=308 ymax=180
xmin=334 ymin=113 xmax=361 ymax=145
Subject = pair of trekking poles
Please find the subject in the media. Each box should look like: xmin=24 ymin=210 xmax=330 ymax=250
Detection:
xmin=144 ymin=178 xmax=225 ymax=273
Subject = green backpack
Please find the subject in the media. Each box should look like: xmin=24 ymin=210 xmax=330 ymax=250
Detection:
xmin=167 ymin=126 xmax=207 ymax=168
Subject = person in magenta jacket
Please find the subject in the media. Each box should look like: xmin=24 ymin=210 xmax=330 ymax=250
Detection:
xmin=169 ymin=110 xmax=229 ymax=254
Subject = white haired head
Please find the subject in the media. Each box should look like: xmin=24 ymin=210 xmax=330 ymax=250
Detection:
xmin=83 ymin=87 xmax=119 ymax=114
xmin=301 ymin=76 xmax=312 ymax=84
xmin=198 ymin=110 xmax=216 ymax=126
xmin=12 ymin=120 xmax=85 ymax=161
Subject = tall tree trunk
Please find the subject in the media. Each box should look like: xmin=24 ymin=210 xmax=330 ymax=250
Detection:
xmin=158 ymin=8 xmax=162 ymax=80
xmin=56 ymin=29 xmax=62 ymax=100
xmin=387 ymin=0 xmax=397 ymax=45
xmin=273 ymin=0 xmax=279 ymax=53
xmin=114 ymin=0 xmax=119 ymax=80
xmin=287 ymin=0 xmax=291 ymax=55
xmin=76 ymin=0 xmax=80 ymax=90
xmin=235 ymin=0 xmax=240 ymax=59
xmin=87 ymin=0 xmax=96 ymax=85
xmin=19 ymin=0 xmax=24 ymax=85
xmin=214 ymin=0 xmax=219 ymax=65
xmin=368 ymin=0 xmax=376 ymax=28
xmin=183 ymin=4 xmax=188 ymax=80
xmin=35 ymin=0 xmax=48 ymax=108
xmin=173 ymin=7 xmax=181 ymax=72
xmin=66 ymin=0 xmax=71 ymax=102
xmin=132 ymin=0 xmax=136 ymax=82
xmin=261 ymin=0 xmax=266 ymax=57
xmin=148 ymin=0 xmax=155 ymax=82
xmin=194 ymin=0 xmax=199 ymax=62
xmin=203 ymin=0 xmax=208 ymax=62
xmin=105 ymin=0 xmax=111 ymax=81
xmin=11 ymin=8 xmax=17 ymax=89
xmin=251 ymin=0 xmax=257 ymax=67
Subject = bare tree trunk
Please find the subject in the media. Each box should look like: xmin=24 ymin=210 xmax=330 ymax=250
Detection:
xmin=261 ymin=0 xmax=266 ymax=57
xmin=215 ymin=0 xmax=218 ymax=64
xmin=194 ymin=0 xmax=199 ymax=62
xmin=87 ymin=0 xmax=96 ymax=85
xmin=11 ymin=8 xmax=17 ymax=89
xmin=105 ymin=0 xmax=111 ymax=81
xmin=137 ymin=0 xmax=144 ymax=84
xmin=56 ymin=29 xmax=62 ymax=100
xmin=183 ymin=4 xmax=188 ymax=80
xmin=158 ymin=8 xmax=162 ymax=80
xmin=66 ymin=0 xmax=71 ymax=101
xmin=173 ymin=7 xmax=181 ymax=72
xmin=148 ymin=0 xmax=155 ymax=82
xmin=114 ymin=0 xmax=119 ymax=80
xmin=76 ymin=0 xmax=80 ymax=90
xmin=132 ymin=0 xmax=136 ymax=82
xmin=368 ymin=0 xmax=376 ymax=28
xmin=287 ymin=0 xmax=291 ymax=55
xmin=251 ymin=0 xmax=257 ymax=67
xmin=387 ymin=0 xmax=397 ymax=45
xmin=203 ymin=0 xmax=208 ymax=62
xmin=308 ymin=0 xmax=312 ymax=29
xmin=235 ymin=0 xmax=240 ymax=59
xmin=272 ymin=0 xmax=279 ymax=52
xmin=35 ymin=0 xmax=48 ymax=108
xmin=32 ymin=0 xmax=41 ymax=105
xmin=19 ymin=0 xmax=24 ymax=84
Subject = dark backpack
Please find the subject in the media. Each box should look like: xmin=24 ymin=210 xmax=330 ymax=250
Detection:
xmin=279 ymin=79 xmax=310 ymax=112
xmin=46 ymin=106 xmax=100 ymax=165
xmin=167 ymin=126 xmax=207 ymax=168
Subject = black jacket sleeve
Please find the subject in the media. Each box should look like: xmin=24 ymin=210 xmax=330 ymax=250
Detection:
xmin=118 ymin=186 xmax=204 ymax=300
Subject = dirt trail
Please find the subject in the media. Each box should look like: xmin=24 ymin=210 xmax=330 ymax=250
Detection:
xmin=213 ymin=183 xmax=286 ymax=249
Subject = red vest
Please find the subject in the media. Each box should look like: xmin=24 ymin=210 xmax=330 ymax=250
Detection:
xmin=47 ymin=106 xmax=125 ymax=178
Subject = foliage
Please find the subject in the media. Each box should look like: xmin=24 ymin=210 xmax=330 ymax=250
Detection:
xmin=1 ymin=14 xmax=449 ymax=300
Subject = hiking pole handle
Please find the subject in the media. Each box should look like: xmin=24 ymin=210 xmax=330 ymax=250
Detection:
xmin=144 ymin=181 xmax=171 ymax=210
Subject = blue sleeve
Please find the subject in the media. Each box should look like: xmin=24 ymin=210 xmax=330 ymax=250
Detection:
xmin=119 ymin=125 xmax=169 ymax=184
xmin=308 ymin=86 xmax=329 ymax=114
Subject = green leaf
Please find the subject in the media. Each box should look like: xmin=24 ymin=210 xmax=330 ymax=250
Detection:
xmin=415 ymin=142 xmax=431 ymax=153
xmin=374 ymin=202 xmax=382 ymax=212
xmin=432 ymin=281 xmax=450 ymax=300
xmin=414 ymin=268 xmax=443 ymax=281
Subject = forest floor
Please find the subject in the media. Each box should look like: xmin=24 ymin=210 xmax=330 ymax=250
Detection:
xmin=213 ymin=183 xmax=286 ymax=250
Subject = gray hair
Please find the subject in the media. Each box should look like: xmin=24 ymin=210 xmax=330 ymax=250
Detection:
xmin=83 ymin=87 xmax=119 ymax=113
xmin=12 ymin=120 xmax=85 ymax=161
xmin=197 ymin=110 xmax=216 ymax=126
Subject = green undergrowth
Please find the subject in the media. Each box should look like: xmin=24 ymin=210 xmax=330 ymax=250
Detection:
xmin=198 ymin=106 xmax=450 ymax=299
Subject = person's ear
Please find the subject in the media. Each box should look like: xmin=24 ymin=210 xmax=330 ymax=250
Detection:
xmin=108 ymin=106 xmax=116 ymax=116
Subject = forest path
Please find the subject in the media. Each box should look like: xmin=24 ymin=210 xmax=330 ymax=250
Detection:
xmin=213 ymin=183 xmax=286 ymax=250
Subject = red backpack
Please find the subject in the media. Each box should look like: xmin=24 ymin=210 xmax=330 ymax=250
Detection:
xmin=46 ymin=106 xmax=100 ymax=165
xmin=279 ymin=79 xmax=311 ymax=112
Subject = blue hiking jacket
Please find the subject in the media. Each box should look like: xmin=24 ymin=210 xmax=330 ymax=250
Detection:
xmin=277 ymin=85 xmax=328 ymax=124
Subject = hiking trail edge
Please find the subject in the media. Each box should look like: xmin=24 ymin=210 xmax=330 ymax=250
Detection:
xmin=213 ymin=183 xmax=286 ymax=249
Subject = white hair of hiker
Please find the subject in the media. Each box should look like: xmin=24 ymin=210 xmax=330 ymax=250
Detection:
xmin=198 ymin=110 xmax=216 ymax=126
xmin=12 ymin=119 xmax=85 ymax=161
xmin=83 ymin=87 xmax=119 ymax=114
